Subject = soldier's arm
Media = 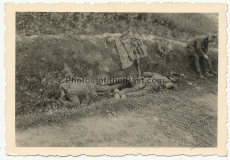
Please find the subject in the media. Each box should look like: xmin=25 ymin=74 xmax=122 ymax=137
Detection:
xmin=59 ymin=99 xmax=76 ymax=108
xmin=196 ymin=38 xmax=206 ymax=56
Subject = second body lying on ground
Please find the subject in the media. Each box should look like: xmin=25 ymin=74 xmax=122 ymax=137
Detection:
xmin=115 ymin=72 xmax=176 ymax=99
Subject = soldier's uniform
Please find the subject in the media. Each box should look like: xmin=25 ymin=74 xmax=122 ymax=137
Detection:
xmin=121 ymin=72 xmax=172 ymax=97
xmin=58 ymin=78 xmax=126 ymax=107
xmin=186 ymin=34 xmax=216 ymax=77
xmin=59 ymin=81 xmax=97 ymax=108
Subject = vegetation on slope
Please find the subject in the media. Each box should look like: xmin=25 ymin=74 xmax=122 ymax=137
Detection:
xmin=16 ymin=13 xmax=218 ymax=41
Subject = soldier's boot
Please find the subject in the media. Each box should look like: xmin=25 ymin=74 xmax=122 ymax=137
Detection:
xmin=203 ymin=72 xmax=213 ymax=78
xmin=198 ymin=73 xmax=205 ymax=79
xmin=209 ymin=69 xmax=217 ymax=75
xmin=194 ymin=55 xmax=204 ymax=79
xmin=203 ymin=59 xmax=213 ymax=78
xmin=204 ymin=57 xmax=217 ymax=75
xmin=163 ymin=83 xmax=175 ymax=89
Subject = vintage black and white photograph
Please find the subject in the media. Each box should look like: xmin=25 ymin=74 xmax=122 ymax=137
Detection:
xmin=13 ymin=11 xmax=221 ymax=148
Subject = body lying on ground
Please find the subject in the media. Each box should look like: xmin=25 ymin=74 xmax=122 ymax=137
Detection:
xmin=116 ymin=72 xmax=176 ymax=98
xmin=56 ymin=78 xmax=126 ymax=108
xmin=186 ymin=33 xmax=217 ymax=78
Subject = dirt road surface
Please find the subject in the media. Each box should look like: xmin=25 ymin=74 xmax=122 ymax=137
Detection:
xmin=16 ymin=92 xmax=217 ymax=147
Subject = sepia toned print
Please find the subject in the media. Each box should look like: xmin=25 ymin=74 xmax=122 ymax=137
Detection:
xmin=5 ymin=3 xmax=227 ymax=156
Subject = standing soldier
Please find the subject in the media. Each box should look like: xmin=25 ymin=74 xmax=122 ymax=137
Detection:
xmin=186 ymin=33 xmax=217 ymax=78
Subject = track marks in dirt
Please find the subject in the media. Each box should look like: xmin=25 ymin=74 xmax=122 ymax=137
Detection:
xmin=16 ymin=108 xmax=190 ymax=147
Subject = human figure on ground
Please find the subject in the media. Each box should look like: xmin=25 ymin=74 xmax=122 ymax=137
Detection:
xmin=58 ymin=78 xmax=97 ymax=108
xmin=186 ymin=33 xmax=217 ymax=79
xmin=116 ymin=72 xmax=175 ymax=98
xmin=54 ymin=73 xmax=127 ymax=108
